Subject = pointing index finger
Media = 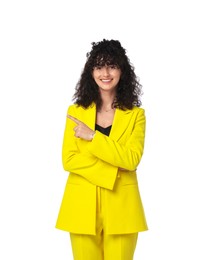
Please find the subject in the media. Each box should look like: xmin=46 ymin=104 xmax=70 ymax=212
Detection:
xmin=67 ymin=114 xmax=82 ymax=125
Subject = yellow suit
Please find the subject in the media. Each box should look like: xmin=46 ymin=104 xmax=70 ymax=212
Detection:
xmin=56 ymin=103 xmax=148 ymax=235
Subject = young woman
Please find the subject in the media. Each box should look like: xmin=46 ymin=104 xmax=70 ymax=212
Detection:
xmin=56 ymin=39 xmax=148 ymax=260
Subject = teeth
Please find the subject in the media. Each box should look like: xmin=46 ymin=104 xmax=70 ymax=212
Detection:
xmin=102 ymin=79 xmax=111 ymax=82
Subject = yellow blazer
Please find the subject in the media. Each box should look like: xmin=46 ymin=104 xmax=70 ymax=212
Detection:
xmin=56 ymin=103 xmax=148 ymax=235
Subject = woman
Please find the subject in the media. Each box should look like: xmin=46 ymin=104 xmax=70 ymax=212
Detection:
xmin=56 ymin=39 xmax=148 ymax=260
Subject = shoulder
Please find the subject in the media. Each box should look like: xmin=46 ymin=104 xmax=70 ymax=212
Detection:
xmin=127 ymin=106 xmax=145 ymax=116
xmin=67 ymin=103 xmax=95 ymax=116
xmin=67 ymin=104 xmax=86 ymax=113
xmin=67 ymin=103 xmax=78 ymax=111
xmin=132 ymin=106 xmax=145 ymax=112
xmin=128 ymin=107 xmax=146 ymax=123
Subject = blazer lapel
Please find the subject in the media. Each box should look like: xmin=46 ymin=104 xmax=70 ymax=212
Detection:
xmin=81 ymin=103 xmax=97 ymax=130
xmin=110 ymin=108 xmax=133 ymax=141
xmin=80 ymin=104 xmax=133 ymax=140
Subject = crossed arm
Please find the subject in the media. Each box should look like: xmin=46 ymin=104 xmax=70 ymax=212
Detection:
xmin=62 ymin=107 xmax=145 ymax=189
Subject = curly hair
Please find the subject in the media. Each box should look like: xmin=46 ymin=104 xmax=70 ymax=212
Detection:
xmin=73 ymin=39 xmax=143 ymax=110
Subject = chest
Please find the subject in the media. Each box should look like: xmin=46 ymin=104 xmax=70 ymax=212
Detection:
xmin=96 ymin=110 xmax=115 ymax=128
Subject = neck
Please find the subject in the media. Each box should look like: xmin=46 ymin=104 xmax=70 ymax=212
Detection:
xmin=99 ymin=90 xmax=116 ymax=111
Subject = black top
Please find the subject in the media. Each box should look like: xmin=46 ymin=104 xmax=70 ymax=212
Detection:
xmin=95 ymin=124 xmax=112 ymax=136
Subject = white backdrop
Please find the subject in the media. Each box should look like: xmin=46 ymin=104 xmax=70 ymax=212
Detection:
xmin=0 ymin=0 xmax=209 ymax=259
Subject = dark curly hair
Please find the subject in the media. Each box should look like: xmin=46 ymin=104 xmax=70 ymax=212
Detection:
xmin=73 ymin=39 xmax=143 ymax=110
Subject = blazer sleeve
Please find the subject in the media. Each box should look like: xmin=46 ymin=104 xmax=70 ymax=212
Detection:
xmin=62 ymin=105 xmax=118 ymax=190
xmin=87 ymin=109 xmax=146 ymax=171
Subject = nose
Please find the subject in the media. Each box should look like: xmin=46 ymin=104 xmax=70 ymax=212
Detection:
xmin=102 ymin=67 xmax=110 ymax=76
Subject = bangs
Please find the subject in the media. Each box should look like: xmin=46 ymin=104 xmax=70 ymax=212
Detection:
xmin=93 ymin=54 xmax=120 ymax=68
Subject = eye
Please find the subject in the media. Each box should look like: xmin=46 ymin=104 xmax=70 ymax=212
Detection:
xmin=95 ymin=66 xmax=102 ymax=70
xmin=109 ymin=65 xmax=118 ymax=69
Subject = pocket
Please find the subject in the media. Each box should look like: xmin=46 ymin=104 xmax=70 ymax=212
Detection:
xmin=119 ymin=172 xmax=138 ymax=186
xmin=122 ymin=183 xmax=138 ymax=186
xmin=67 ymin=172 xmax=88 ymax=186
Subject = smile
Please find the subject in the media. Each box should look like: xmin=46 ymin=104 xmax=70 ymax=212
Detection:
xmin=101 ymin=79 xmax=112 ymax=82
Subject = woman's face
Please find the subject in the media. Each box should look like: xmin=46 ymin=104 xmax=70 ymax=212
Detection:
xmin=92 ymin=64 xmax=121 ymax=93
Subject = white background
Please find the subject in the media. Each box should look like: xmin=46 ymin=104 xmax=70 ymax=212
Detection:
xmin=0 ymin=0 xmax=209 ymax=259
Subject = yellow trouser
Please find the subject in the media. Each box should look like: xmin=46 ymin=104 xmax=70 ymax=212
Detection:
xmin=70 ymin=186 xmax=138 ymax=260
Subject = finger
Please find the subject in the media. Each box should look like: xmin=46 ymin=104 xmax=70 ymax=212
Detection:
xmin=67 ymin=114 xmax=82 ymax=125
xmin=73 ymin=126 xmax=78 ymax=131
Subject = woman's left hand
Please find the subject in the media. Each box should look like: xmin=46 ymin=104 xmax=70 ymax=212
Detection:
xmin=67 ymin=114 xmax=95 ymax=141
